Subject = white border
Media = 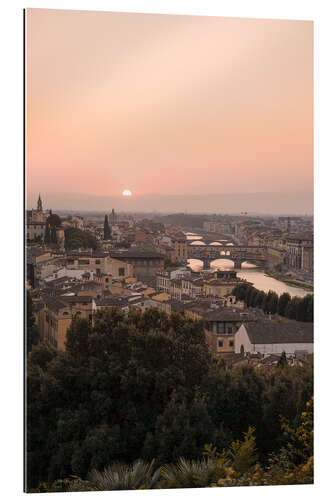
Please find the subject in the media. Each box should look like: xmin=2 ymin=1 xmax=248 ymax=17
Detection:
xmin=1 ymin=1 xmax=332 ymax=499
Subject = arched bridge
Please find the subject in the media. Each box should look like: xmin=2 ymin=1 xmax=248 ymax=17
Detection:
xmin=187 ymin=244 xmax=267 ymax=269
xmin=187 ymin=238 xmax=235 ymax=246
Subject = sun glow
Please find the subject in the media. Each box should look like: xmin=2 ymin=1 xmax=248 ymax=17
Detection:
xmin=122 ymin=189 xmax=132 ymax=196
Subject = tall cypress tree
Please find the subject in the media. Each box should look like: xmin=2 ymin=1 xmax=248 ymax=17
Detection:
xmin=104 ymin=214 xmax=111 ymax=240
xmin=51 ymin=225 xmax=57 ymax=244
xmin=44 ymin=223 xmax=50 ymax=244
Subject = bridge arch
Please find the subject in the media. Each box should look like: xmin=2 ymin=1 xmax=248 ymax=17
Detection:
xmin=189 ymin=240 xmax=206 ymax=246
xmin=210 ymin=257 xmax=251 ymax=270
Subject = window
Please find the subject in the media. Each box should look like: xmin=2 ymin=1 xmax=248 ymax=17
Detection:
xmin=105 ymin=277 xmax=109 ymax=283
xmin=119 ymin=267 xmax=125 ymax=277
xmin=217 ymin=322 xmax=225 ymax=334
xmin=95 ymin=259 xmax=101 ymax=264
xmin=218 ymin=340 xmax=224 ymax=347
xmin=229 ymin=340 xmax=234 ymax=347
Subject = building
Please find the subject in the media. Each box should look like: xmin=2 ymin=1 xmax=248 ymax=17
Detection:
xmin=56 ymin=228 xmax=65 ymax=249
xmin=38 ymin=294 xmax=94 ymax=350
xmin=302 ymin=245 xmax=314 ymax=273
xmin=26 ymin=221 xmax=46 ymax=242
xmin=110 ymin=208 xmax=117 ymax=225
xmin=26 ymin=247 xmax=61 ymax=288
xmin=93 ymin=295 xmax=143 ymax=314
xmin=203 ymin=270 xmax=243 ymax=298
xmin=27 ymin=194 xmax=51 ymax=224
xmin=171 ymin=233 xmax=188 ymax=263
xmin=62 ymin=215 xmax=84 ymax=230
xmin=66 ymin=252 xmax=133 ymax=279
xmin=235 ymin=319 xmax=313 ymax=356
xmin=286 ymin=233 xmax=313 ymax=270
xmin=109 ymin=249 xmax=165 ymax=283
xmin=203 ymin=221 xmax=232 ymax=234
xmin=185 ymin=301 xmax=255 ymax=356
xmin=156 ymin=267 xmax=190 ymax=293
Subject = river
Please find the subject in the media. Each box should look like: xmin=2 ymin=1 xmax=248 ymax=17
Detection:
xmin=185 ymin=233 xmax=311 ymax=298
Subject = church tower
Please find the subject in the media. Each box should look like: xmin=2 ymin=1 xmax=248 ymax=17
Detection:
xmin=37 ymin=194 xmax=43 ymax=212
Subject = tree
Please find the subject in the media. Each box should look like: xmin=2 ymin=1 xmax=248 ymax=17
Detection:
xmin=26 ymin=307 xmax=313 ymax=490
xmin=26 ymin=290 xmax=39 ymax=352
xmin=50 ymin=225 xmax=57 ymax=244
xmin=103 ymin=215 xmax=111 ymax=240
xmin=65 ymin=228 xmax=99 ymax=250
xmin=285 ymin=297 xmax=301 ymax=320
xmin=66 ymin=318 xmax=91 ymax=361
xmin=267 ymin=292 xmax=278 ymax=315
xmin=254 ymin=290 xmax=266 ymax=308
xmin=277 ymin=293 xmax=291 ymax=317
xmin=47 ymin=214 xmax=62 ymax=228
xmin=278 ymin=351 xmax=288 ymax=367
xmin=44 ymin=223 xmax=50 ymax=244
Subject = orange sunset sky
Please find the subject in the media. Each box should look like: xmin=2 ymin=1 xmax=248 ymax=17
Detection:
xmin=25 ymin=9 xmax=313 ymax=213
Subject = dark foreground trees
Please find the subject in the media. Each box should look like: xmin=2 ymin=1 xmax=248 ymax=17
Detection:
xmin=26 ymin=308 xmax=313 ymax=490
xmin=29 ymin=402 xmax=313 ymax=492
xmin=26 ymin=290 xmax=39 ymax=353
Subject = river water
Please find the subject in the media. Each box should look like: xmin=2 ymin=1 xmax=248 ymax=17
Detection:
xmin=185 ymin=233 xmax=311 ymax=298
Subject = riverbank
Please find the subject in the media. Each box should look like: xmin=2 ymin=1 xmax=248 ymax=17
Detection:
xmin=264 ymin=268 xmax=313 ymax=292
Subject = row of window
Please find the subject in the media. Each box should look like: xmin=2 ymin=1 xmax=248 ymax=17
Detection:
xmin=218 ymin=340 xmax=234 ymax=348
xmin=206 ymin=322 xmax=234 ymax=334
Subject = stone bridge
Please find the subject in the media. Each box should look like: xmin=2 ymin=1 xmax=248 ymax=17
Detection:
xmin=187 ymin=238 xmax=235 ymax=246
xmin=187 ymin=243 xmax=267 ymax=269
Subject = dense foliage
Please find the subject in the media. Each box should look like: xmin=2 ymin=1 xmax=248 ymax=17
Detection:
xmin=29 ymin=401 xmax=313 ymax=492
xmin=232 ymin=283 xmax=313 ymax=322
xmin=26 ymin=290 xmax=39 ymax=353
xmin=44 ymin=213 xmax=62 ymax=245
xmin=26 ymin=308 xmax=313 ymax=490
xmin=64 ymin=227 xmax=99 ymax=250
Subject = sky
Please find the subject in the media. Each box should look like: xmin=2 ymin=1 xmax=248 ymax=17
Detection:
xmin=25 ymin=9 xmax=313 ymax=213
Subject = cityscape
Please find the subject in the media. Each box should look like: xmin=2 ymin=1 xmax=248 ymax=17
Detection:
xmin=25 ymin=9 xmax=313 ymax=493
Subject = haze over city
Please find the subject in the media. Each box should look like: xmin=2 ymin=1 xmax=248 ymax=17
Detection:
xmin=26 ymin=9 xmax=313 ymax=213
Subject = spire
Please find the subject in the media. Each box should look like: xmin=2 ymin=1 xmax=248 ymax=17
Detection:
xmin=37 ymin=194 xmax=43 ymax=212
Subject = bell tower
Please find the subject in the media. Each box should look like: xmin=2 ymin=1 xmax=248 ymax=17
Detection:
xmin=37 ymin=194 xmax=43 ymax=212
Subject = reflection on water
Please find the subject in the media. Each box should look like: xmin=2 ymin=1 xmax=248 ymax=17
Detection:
xmin=187 ymin=258 xmax=311 ymax=298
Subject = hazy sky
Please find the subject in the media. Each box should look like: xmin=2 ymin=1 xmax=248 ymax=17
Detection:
xmin=26 ymin=9 xmax=313 ymax=212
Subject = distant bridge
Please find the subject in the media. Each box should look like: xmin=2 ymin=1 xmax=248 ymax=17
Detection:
xmin=187 ymin=238 xmax=235 ymax=246
xmin=187 ymin=244 xmax=267 ymax=269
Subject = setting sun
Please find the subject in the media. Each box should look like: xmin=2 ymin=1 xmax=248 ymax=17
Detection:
xmin=122 ymin=189 xmax=132 ymax=196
